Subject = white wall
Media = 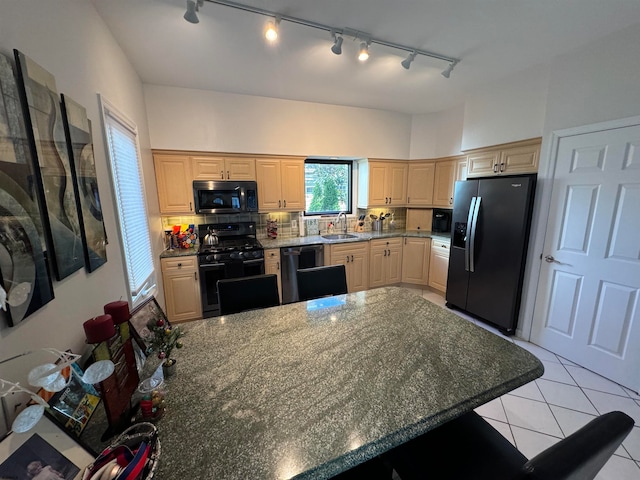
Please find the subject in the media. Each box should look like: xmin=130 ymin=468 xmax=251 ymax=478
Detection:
xmin=410 ymin=104 xmax=465 ymax=159
xmin=0 ymin=0 xmax=157 ymax=418
xmin=461 ymin=66 xmax=550 ymax=151
xmin=144 ymin=85 xmax=412 ymax=159
xmin=519 ymin=23 xmax=640 ymax=340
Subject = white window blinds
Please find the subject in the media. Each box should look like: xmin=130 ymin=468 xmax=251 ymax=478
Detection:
xmin=100 ymin=97 xmax=155 ymax=307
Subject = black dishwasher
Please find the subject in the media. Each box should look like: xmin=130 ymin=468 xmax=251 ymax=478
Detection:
xmin=280 ymin=245 xmax=324 ymax=303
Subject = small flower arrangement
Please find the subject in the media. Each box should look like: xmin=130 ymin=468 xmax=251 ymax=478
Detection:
xmin=146 ymin=316 xmax=185 ymax=367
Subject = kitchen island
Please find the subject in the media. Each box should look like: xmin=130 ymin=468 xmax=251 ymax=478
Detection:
xmin=156 ymin=287 xmax=543 ymax=479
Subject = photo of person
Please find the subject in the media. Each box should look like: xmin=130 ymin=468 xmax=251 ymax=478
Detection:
xmin=0 ymin=434 xmax=79 ymax=480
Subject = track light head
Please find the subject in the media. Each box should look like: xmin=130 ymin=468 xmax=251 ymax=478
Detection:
xmin=331 ymin=32 xmax=343 ymax=55
xmin=358 ymin=42 xmax=370 ymax=62
xmin=265 ymin=16 xmax=281 ymax=42
xmin=401 ymin=51 xmax=417 ymax=70
xmin=441 ymin=61 xmax=457 ymax=78
xmin=184 ymin=0 xmax=199 ymax=24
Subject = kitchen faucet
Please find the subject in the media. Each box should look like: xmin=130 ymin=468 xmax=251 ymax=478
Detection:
xmin=336 ymin=211 xmax=348 ymax=234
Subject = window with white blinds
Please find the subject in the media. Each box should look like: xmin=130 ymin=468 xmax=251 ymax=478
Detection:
xmin=100 ymin=96 xmax=155 ymax=308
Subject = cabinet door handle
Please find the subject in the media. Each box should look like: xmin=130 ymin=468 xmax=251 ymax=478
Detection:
xmin=387 ymin=249 xmax=391 ymax=256
xmin=220 ymin=171 xmax=224 ymax=179
xmin=346 ymin=256 xmax=350 ymax=263
xmin=384 ymin=250 xmax=387 ymax=257
xmin=278 ymin=200 xmax=281 ymax=208
xmin=227 ymin=170 xmax=230 ymax=179
xmin=449 ymin=197 xmax=453 ymax=205
xmin=177 ymin=263 xmax=182 ymax=267
xmin=283 ymin=199 xmax=287 ymax=208
xmin=194 ymin=272 xmax=197 ymax=280
xmin=351 ymin=255 xmax=354 ymax=262
xmin=277 ymin=261 xmax=280 ymax=270
xmin=499 ymin=162 xmax=505 ymax=172
xmin=493 ymin=163 xmax=498 ymax=173
xmin=407 ymin=196 xmax=410 ymax=203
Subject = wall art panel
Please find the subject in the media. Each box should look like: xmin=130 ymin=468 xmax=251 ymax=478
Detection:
xmin=14 ymin=49 xmax=85 ymax=280
xmin=61 ymin=95 xmax=107 ymax=272
xmin=0 ymin=52 xmax=54 ymax=327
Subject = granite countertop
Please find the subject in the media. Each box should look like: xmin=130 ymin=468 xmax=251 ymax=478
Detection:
xmin=160 ymin=229 xmax=450 ymax=257
xmin=156 ymin=287 xmax=543 ymax=479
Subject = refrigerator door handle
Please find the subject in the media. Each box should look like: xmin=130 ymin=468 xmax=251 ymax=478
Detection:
xmin=469 ymin=196 xmax=482 ymax=272
xmin=465 ymin=197 xmax=477 ymax=272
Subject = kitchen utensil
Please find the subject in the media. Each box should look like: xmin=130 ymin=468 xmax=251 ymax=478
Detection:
xmin=203 ymin=228 xmax=218 ymax=246
xmin=384 ymin=213 xmax=391 ymax=218
xmin=370 ymin=214 xmax=378 ymax=221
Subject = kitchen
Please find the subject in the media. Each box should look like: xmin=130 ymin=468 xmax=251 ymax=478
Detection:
xmin=1 ymin=1 xmax=640 ymax=477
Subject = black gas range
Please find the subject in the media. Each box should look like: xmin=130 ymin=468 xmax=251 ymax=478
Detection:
xmin=197 ymin=222 xmax=264 ymax=317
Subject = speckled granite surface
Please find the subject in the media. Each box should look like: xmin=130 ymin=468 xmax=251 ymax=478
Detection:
xmin=160 ymin=229 xmax=450 ymax=257
xmin=156 ymin=287 xmax=542 ymax=479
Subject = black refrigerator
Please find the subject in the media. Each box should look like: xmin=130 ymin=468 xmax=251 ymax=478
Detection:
xmin=446 ymin=174 xmax=536 ymax=334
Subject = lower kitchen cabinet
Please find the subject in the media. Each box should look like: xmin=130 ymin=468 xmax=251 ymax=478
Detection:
xmin=369 ymin=238 xmax=403 ymax=288
xmin=401 ymin=237 xmax=431 ymax=285
xmin=328 ymin=242 xmax=369 ymax=293
xmin=428 ymin=240 xmax=450 ymax=292
xmin=161 ymin=257 xmax=201 ymax=322
xmin=264 ymin=248 xmax=282 ymax=303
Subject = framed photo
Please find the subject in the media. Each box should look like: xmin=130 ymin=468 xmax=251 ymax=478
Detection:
xmin=0 ymin=52 xmax=54 ymax=327
xmin=0 ymin=415 xmax=94 ymax=480
xmin=129 ymin=296 xmax=170 ymax=350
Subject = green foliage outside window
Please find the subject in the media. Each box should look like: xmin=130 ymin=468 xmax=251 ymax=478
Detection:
xmin=305 ymin=160 xmax=351 ymax=214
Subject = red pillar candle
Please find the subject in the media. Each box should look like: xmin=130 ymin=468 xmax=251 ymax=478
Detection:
xmin=83 ymin=314 xmax=116 ymax=344
xmin=104 ymin=300 xmax=130 ymax=325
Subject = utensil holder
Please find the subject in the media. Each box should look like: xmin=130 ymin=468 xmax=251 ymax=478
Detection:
xmin=372 ymin=220 xmax=382 ymax=231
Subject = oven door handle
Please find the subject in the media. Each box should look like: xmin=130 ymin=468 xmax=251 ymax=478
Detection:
xmin=199 ymin=263 xmax=225 ymax=268
xmin=243 ymin=259 xmax=265 ymax=265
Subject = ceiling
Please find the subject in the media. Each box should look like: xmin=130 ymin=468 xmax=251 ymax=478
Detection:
xmin=90 ymin=0 xmax=640 ymax=115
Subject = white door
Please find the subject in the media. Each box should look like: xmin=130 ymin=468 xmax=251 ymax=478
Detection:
xmin=531 ymin=124 xmax=640 ymax=392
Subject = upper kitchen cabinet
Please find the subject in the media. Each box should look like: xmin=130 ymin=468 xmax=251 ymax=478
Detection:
xmin=465 ymin=138 xmax=541 ymax=178
xmin=256 ymin=157 xmax=305 ymax=211
xmin=406 ymin=162 xmax=435 ymax=207
xmin=153 ymin=152 xmax=194 ymax=214
xmin=192 ymin=155 xmax=256 ymax=181
xmin=357 ymin=159 xmax=408 ymax=208
xmin=432 ymin=155 xmax=467 ymax=207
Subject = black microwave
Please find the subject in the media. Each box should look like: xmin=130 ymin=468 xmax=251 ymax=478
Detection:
xmin=193 ymin=180 xmax=258 ymax=214
xmin=432 ymin=208 xmax=452 ymax=233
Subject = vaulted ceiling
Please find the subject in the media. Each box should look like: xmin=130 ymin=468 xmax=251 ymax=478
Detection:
xmin=91 ymin=0 xmax=640 ymax=114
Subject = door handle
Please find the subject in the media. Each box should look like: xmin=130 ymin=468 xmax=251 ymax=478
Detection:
xmin=544 ymin=255 xmax=571 ymax=266
xmin=346 ymin=256 xmax=350 ymax=263
xmin=227 ymin=170 xmax=230 ymax=179
xmin=351 ymin=255 xmax=354 ymax=262
xmin=278 ymin=200 xmax=281 ymax=208
xmin=277 ymin=261 xmax=280 ymax=270
xmin=283 ymin=199 xmax=287 ymax=208
xmin=220 ymin=171 xmax=224 ymax=179
xmin=465 ymin=197 xmax=476 ymax=272
xmin=407 ymin=196 xmax=410 ymax=203
xmin=493 ymin=163 xmax=498 ymax=173
xmin=469 ymin=196 xmax=481 ymax=273
xmin=189 ymin=201 xmax=192 ymax=211
xmin=384 ymin=250 xmax=387 ymax=257
xmin=194 ymin=272 xmax=197 ymax=280
xmin=499 ymin=163 xmax=505 ymax=172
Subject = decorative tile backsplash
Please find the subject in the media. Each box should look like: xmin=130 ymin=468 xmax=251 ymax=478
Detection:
xmin=161 ymin=208 xmax=407 ymax=240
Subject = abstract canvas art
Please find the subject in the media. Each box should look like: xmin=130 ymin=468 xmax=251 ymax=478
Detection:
xmin=14 ymin=49 xmax=85 ymax=280
xmin=0 ymin=52 xmax=54 ymax=327
xmin=61 ymin=95 xmax=107 ymax=272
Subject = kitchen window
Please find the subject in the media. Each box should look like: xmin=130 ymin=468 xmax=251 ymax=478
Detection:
xmin=100 ymin=96 xmax=156 ymax=308
xmin=304 ymin=159 xmax=352 ymax=215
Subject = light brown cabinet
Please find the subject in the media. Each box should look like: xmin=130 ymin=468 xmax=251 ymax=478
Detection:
xmin=256 ymin=158 xmax=305 ymax=211
xmin=428 ymin=240 xmax=450 ymax=292
xmin=406 ymin=209 xmax=432 ymax=231
xmin=401 ymin=237 xmax=431 ymax=285
xmin=357 ymin=159 xmax=408 ymax=208
xmin=192 ymin=156 xmax=256 ymax=181
xmin=406 ymin=162 xmax=435 ymax=206
xmin=161 ymin=257 xmax=201 ymax=322
xmin=465 ymin=138 xmax=541 ymax=178
xmin=369 ymin=238 xmax=403 ymax=288
xmin=264 ymin=248 xmax=282 ymax=303
xmin=153 ymin=154 xmax=194 ymax=214
xmin=328 ymin=242 xmax=369 ymax=293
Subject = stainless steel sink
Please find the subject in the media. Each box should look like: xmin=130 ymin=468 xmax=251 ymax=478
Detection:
xmin=321 ymin=234 xmax=358 ymax=240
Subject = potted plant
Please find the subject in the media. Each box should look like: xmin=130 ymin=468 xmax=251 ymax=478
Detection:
xmin=146 ymin=317 xmax=185 ymax=377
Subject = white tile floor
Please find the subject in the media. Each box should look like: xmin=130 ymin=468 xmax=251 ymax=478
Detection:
xmin=402 ymin=285 xmax=640 ymax=479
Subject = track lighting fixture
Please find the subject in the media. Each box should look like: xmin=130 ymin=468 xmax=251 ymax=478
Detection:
xmin=441 ymin=61 xmax=457 ymax=78
xmin=184 ymin=0 xmax=200 ymax=24
xmin=190 ymin=1 xmax=460 ymax=73
xmin=358 ymin=41 xmax=370 ymax=62
xmin=401 ymin=51 xmax=417 ymax=70
xmin=331 ymin=31 xmax=343 ymax=55
xmin=265 ymin=16 xmax=281 ymax=42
